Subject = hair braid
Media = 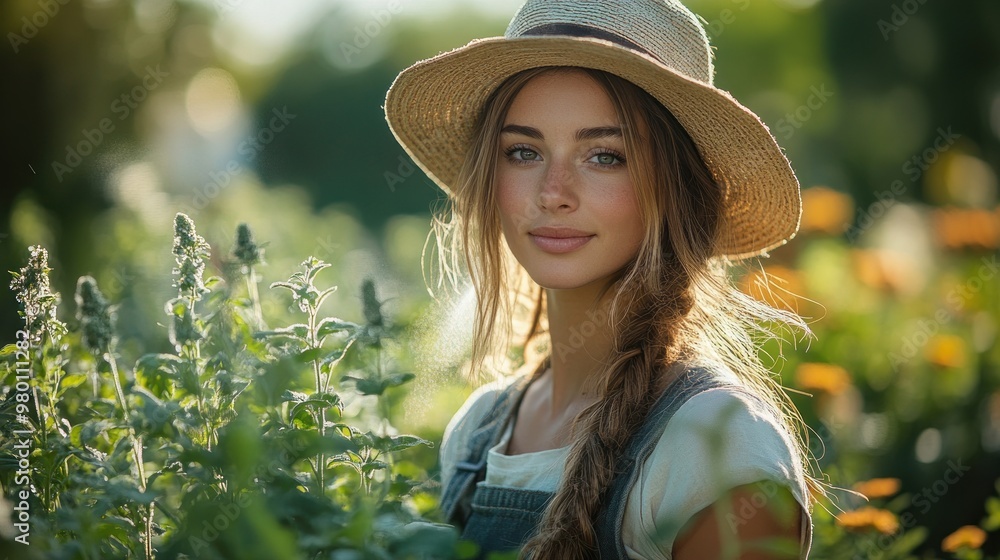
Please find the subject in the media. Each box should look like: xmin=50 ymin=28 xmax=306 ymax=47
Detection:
xmin=520 ymin=256 xmax=695 ymax=558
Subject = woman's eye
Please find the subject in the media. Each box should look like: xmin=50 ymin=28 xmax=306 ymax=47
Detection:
xmin=510 ymin=148 xmax=538 ymax=160
xmin=589 ymin=151 xmax=625 ymax=167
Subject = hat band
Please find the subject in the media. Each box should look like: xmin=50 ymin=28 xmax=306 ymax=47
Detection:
xmin=519 ymin=22 xmax=658 ymax=63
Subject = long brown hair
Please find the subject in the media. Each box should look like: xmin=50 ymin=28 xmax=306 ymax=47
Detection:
xmin=426 ymin=65 xmax=829 ymax=557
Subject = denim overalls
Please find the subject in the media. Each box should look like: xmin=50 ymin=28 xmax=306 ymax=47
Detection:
xmin=439 ymin=363 xmax=762 ymax=559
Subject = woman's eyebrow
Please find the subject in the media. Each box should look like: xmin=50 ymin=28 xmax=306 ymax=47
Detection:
xmin=500 ymin=124 xmax=543 ymax=139
xmin=500 ymin=124 xmax=623 ymax=141
xmin=576 ymin=126 xmax=622 ymax=141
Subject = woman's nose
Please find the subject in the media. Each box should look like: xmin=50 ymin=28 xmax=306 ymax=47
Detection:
xmin=537 ymin=159 xmax=577 ymax=210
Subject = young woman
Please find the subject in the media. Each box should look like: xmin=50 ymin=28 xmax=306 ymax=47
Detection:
xmin=384 ymin=0 xmax=829 ymax=558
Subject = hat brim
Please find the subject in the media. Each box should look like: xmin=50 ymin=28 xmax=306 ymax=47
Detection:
xmin=383 ymin=35 xmax=801 ymax=260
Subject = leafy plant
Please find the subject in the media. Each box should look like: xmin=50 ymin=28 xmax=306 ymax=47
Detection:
xmin=0 ymin=214 xmax=471 ymax=559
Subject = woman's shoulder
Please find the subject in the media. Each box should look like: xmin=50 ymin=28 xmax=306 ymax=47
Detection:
xmin=442 ymin=374 xmax=523 ymax=442
xmin=438 ymin=373 xmax=527 ymax=488
xmin=629 ymin=370 xmax=811 ymax=553
xmin=657 ymin=362 xmax=805 ymax=489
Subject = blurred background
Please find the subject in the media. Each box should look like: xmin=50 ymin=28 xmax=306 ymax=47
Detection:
xmin=2 ymin=0 xmax=999 ymax=555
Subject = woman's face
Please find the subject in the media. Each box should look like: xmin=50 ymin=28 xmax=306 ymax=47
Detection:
xmin=496 ymin=69 xmax=646 ymax=290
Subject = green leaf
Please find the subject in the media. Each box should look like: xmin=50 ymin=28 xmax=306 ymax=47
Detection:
xmin=317 ymin=317 xmax=359 ymax=338
xmin=884 ymin=526 xmax=927 ymax=556
xmin=280 ymin=390 xmax=309 ymax=404
xmin=368 ymin=434 xmax=433 ymax=453
xmin=383 ymin=372 xmax=416 ymax=389
xmin=69 ymin=423 xmax=84 ymax=448
xmin=136 ymin=353 xmax=184 ymax=371
xmin=81 ymin=419 xmax=117 ymax=444
xmin=353 ymin=431 xmax=376 ymax=449
xmin=269 ymin=281 xmax=302 ymax=293
xmin=254 ymin=324 xmax=309 ymax=341
xmin=304 ymin=258 xmax=331 ymax=282
xmin=341 ymin=372 xmax=415 ymax=396
xmin=320 ymin=347 xmax=347 ymax=366
xmin=295 ymin=347 xmax=323 ymax=363
xmin=289 ymin=392 xmax=343 ymax=421
xmin=986 ymin=496 xmax=1000 ymax=515
xmin=290 ymin=428 xmax=357 ymax=456
xmin=361 ymin=460 xmax=389 ymax=473
xmin=316 ymin=286 xmax=338 ymax=307
xmin=59 ymin=373 xmax=89 ymax=391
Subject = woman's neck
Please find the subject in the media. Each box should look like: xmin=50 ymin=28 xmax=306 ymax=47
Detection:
xmin=542 ymin=281 xmax=617 ymax=417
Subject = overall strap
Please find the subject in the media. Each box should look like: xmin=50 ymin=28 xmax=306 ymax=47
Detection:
xmin=593 ymin=366 xmax=755 ymax=558
xmin=439 ymin=372 xmax=536 ymax=526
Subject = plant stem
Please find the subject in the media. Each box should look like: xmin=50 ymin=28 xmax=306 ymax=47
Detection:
xmin=308 ymin=303 xmax=326 ymax=496
xmin=246 ymin=266 xmax=264 ymax=331
xmin=107 ymin=351 xmax=153 ymax=560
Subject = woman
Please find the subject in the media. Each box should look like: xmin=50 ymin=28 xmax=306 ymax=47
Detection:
xmin=384 ymin=0 xmax=829 ymax=558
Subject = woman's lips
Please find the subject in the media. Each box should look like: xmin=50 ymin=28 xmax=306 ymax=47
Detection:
xmin=529 ymin=234 xmax=595 ymax=254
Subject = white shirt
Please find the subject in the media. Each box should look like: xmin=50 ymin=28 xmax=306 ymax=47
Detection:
xmin=440 ymin=369 xmax=814 ymax=559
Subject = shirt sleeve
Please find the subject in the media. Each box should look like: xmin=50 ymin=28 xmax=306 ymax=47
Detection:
xmin=627 ymin=386 xmax=812 ymax=559
xmin=438 ymin=377 xmax=515 ymax=491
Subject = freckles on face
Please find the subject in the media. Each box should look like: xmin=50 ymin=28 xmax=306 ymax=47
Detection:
xmin=494 ymin=69 xmax=646 ymax=290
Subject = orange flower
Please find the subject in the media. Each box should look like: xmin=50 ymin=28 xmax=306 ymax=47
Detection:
xmin=836 ymin=507 xmax=899 ymax=534
xmin=795 ymin=363 xmax=852 ymax=396
xmin=800 ymin=186 xmax=854 ymax=234
xmin=852 ymin=478 xmax=901 ymax=499
xmin=932 ymin=207 xmax=1000 ymax=251
xmin=942 ymin=525 xmax=987 ymax=552
xmin=925 ymin=334 xmax=966 ymax=369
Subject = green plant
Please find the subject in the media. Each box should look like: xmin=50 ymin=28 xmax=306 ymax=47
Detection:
xmin=0 ymin=214 xmax=472 ymax=559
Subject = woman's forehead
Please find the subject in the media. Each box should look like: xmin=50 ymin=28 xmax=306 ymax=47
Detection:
xmin=503 ymin=70 xmax=622 ymax=131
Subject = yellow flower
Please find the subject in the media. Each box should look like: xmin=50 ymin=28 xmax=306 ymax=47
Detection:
xmin=795 ymin=363 xmax=852 ymax=396
xmin=800 ymin=186 xmax=854 ymax=234
xmin=852 ymin=478 xmax=901 ymax=500
xmin=836 ymin=507 xmax=899 ymax=534
xmin=942 ymin=525 xmax=987 ymax=552
xmin=925 ymin=334 xmax=966 ymax=369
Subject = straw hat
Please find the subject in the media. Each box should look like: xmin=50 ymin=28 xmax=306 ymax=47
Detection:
xmin=383 ymin=0 xmax=802 ymax=260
